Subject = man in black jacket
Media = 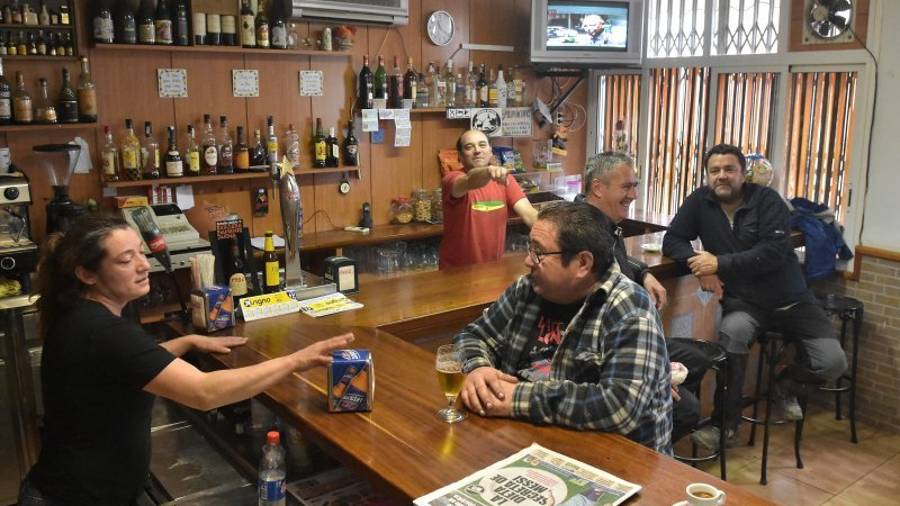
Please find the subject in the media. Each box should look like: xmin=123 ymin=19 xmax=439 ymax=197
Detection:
xmin=662 ymin=143 xmax=847 ymax=451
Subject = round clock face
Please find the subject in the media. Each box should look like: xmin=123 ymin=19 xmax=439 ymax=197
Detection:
xmin=338 ymin=180 xmax=351 ymax=195
xmin=427 ymin=10 xmax=455 ymax=46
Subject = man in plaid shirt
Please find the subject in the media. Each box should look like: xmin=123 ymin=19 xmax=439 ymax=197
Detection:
xmin=454 ymin=202 xmax=673 ymax=454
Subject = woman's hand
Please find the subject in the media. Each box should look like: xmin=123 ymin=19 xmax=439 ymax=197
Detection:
xmin=291 ymin=333 xmax=355 ymax=371
xmin=192 ymin=335 xmax=248 ymax=354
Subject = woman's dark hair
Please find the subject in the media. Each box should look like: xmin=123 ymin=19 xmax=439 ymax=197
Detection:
xmin=537 ymin=202 xmax=614 ymax=276
xmin=36 ymin=213 xmax=131 ymax=338
xmin=703 ymin=143 xmax=747 ymax=173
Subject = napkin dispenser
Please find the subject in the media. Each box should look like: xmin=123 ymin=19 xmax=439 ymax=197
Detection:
xmin=323 ymin=256 xmax=358 ymax=293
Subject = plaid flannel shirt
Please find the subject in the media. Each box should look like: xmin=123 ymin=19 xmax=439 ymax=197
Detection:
xmin=454 ymin=264 xmax=673 ymax=455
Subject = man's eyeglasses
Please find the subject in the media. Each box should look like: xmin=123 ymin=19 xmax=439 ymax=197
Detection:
xmin=527 ymin=244 xmax=564 ymax=265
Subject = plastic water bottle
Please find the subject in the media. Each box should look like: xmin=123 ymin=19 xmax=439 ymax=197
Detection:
xmin=258 ymin=431 xmax=286 ymax=506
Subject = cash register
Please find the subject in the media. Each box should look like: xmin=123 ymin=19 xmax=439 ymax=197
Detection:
xmin=122 ymin=204 xmax=211 ymax=272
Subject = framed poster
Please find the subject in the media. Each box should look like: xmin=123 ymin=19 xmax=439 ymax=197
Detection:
xmin=157 ymin=68 xmax=188 ymax=98
xmin=232 ymin=69 xmax=259 ymax=97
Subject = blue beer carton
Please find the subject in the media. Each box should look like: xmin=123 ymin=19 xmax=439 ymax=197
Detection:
xmin=327 ymin=349 xmax=374 ymax=412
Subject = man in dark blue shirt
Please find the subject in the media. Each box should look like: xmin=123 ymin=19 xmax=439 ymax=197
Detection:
xmin=662 ymin=144 xmax=846 ymax=451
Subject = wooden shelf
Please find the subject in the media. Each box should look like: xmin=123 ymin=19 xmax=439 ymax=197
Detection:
xmin=1 ymin=54 xmax=78 ymax=61
xmin=409 ymin=107 xmax=446 ymax=114
xmin=104 ymin=167 xmax=361 ymax=188
xmin=0 ymin=122 xmax=95 ymax=133
xmin=92 ymin=42 xmax=352 ymax=58
xmin=0 ymin=23 xmax=73 ymax=29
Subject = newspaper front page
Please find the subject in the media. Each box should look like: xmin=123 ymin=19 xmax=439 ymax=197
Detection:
xmin=414 ymin=443 xmax=641 ymax=506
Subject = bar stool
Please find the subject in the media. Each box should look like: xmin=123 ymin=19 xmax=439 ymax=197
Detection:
xmin=742 ymin=331 xmax=804 ymax=485
xmin=672 ymin=340 xmax=729 ymax=481
xmin=815 ymin=294 xmax=863 ymax=443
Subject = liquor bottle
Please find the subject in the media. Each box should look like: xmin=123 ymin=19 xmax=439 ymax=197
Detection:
xmin=47 ymin=32 xmax=56 ymax=56
xmin=137 ymin=0 xmax=155 ymax=44
xmin=422 ymin=63 xmax=435 ymax=107
xmin=16 ymin=31 xmax=25 ymax=56
xmin=342 ymin=119 xmax=359 ymax=166
xmin=325 ymin=126 xmax=338 ymax=168
xmin=234 ymin=125 xmax=250 ymax=171
xmin=35 ymin=78 xmax=57 ymax=124
xmin=101 ymin=125 xmax=119 ymax=182
xmin=443 ymin=59 xmax=456 ymax=108
xmin=495 ymin=64 xmax=507 ymax=108
xmin=263 ymin=231 xmax=280 ymax=293
xmin=251 ymin=128 xmax=266 ymax=166
xmin=115 ymin=1 xmax=137 ymax=44
xmin=57 ymin=68 xmax=78 ymax=123
xmin=240 ymin=0 xmax=255 ymax=48
xmin=465 ymin=61 xmax=477 ymax=107
xmin=59 ymin=0 xmax=70 ymax=25
xmin=270 ymin=1 xmax=287 ymax=49
xmin=454 ymin=73 xmax=465 ymax=108
xmin=185 ymin=124 xmax=200 ymax=176
xmin=0 ymin=59 xmax=11 ymax=125
xmin=388 ymin=55 xmax=403 ymax=108
xmin=255 ymin=0 xmax=269 ymax=48
xmin=228 ymin=240 xmax=248 ymax=299
xmin=429 ymin=61 xmax=442 ymax=107
xmin=201 ymin=113 xmax=218 ymax=175
xmin=26 ymin=31 xmax=36 ymax=54
xmin=77 ymin=57 xmax=98 ymax=122
xmin=35 ymin=30 xmax=45 ymax=55
xmin=142 ymin=121 xmax=160 ymax=179
xmin=93 ymin=0 xmax=114 ymax=44
xmin=403 ymin=57 xmax=417 ymax=103
xmin=173 ymin=0 xmax=189 ymax=46
xmin=258 ymin=431 xmax=286 ymax=505
xmin=477 ymin=63 xmax=488 ymax=107
xmin=283 ymin=123 xmax=300 ymax=166
xmin=266 ymin=115 xmax=278 ymax=164
xmin=165 ymin=125 xmax=183 ymax=178
xmin=356 ymin=55 xmax=373 ymax=111
xmin=218 ymin=115 xmax=234 ymax=174
xmin=488 ymin=67 xmax=499 ymax=107
xmin=121 ymin=118 xmax=142 ymax=180
xmin=374 ymin=55 xmax=390 ymax=103
xmin=38 ymin=1 xmax=49 ymax=25
xmin=63 ymin=31 xmax=73 ymax=56
xmin=155 ymin=0 xmax=173 ymax=45
xmin=22 ymin=2 xmax=37 ymax=25
xmin=415 ymin=69 xmax=429 ymax=108
xmin=6 ymin=34 xmax=15 ymax=56
xmin=9 ymin=3 xmax=20 ymax=24
xmin=312 ymin=117 xmax=327 ymax=168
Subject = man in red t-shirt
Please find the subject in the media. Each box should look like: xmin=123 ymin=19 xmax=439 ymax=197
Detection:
xmin=440 ymin=130 xmax=538 ymax=269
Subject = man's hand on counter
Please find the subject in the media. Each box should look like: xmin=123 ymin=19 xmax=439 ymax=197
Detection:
xmin=642 ymin=272 xmax=668 ymax=310
xmin=460 ymin=366 xmax=518 ymax=417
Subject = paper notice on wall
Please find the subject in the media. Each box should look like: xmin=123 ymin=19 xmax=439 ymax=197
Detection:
xmin=394 ymin=108 xmax=410 ymax=128
xmin=175 ymin=185 xmax=195 ymax=210
xmin=232 ymin=69 xmax=259 ymax=97
xmin=502 ymin=107 xmax=533 ymax=137
xmin=157 ymin=68 xmax=188 ymax=98
xmin=298 ymin=70 xmax=323 ymax=96
xmin=361 ymin=109 xmax=379 ymax=132
xmin=378 ymin=108 xmax=395 ymax=120
xmin=394 ymin=126 xmax=411 ymax=147
xmin=470 ymin=108 xmax=503 ymax=137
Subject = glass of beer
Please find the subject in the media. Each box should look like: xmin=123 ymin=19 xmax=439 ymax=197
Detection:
xmin=435 ymin=344 xmax=466 ymax=423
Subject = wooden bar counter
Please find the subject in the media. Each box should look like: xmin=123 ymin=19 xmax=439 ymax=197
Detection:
xmin=198 ymin=244 xmax=772 ymax=505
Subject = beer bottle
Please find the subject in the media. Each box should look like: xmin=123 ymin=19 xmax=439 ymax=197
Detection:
xmin=263 ymin=231 xmax=280 ymax=293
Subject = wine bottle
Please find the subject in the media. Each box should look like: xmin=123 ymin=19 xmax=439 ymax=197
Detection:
xmin=403 ymin=57 xmax=417 ymax=102
xmin=240 ymin=0 xmax=255 ymax=48
xmin=201 ymin=113 xmax=218 ymax=175
xmin=218 ymin=115 xmax=234 ymax=174
xmin=185 ymin=124 xmax=201 ymax=176
xmin=165 ymin=125 xmax=183 ymax=178
xmin=154 ymin=0 xmax=173 ymax=45
xmin=234 ymin=125 xmax=250 ymax=172
xmin=373 ymin=55 xmax=386 ymax=101
xmin=93 ymin=0 xmax=114 ymax=44
xmin=270 ymin=0 xmax=287 ymax=49
xmin=325 ymin=126 xmax=338 ymax=168
xmin=312 ymin=118 xmax=327 ymax=168
xmin=357 ymin=55 xmax=373 ymax=111
xmin=388 ymin=55 xmax=403 ymax=108
xmin=57 ymin=68 xmax=78 ymax=123
xmin=173 ymin=0 xmax=189 ymax=46
xmin=255 ymin=0 xmax=269 ymax=48
xmin=137 ymin=0 xmax=156 ymax=44
xmin=115 ymin=1 xmax=137 ymax=44
xmin=342 ymin=119 xmax=359 ymax=167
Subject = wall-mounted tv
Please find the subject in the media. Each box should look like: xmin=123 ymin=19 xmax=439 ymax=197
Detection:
xmin=530 ymin=0 xmax=643 ymax=67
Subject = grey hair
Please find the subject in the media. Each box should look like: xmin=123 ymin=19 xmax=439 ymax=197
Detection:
xmin=583 ymin=151 xmax=634 ymax=193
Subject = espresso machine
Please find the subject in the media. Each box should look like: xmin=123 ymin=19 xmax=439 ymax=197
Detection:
xmin=33 ymin=144 xmax=85 ymax=234
xmin=0 ymin=173 xmax=38 ymax=293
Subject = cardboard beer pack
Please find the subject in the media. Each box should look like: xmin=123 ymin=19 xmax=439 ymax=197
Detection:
xmin=327 ymin=349 xmax=374 ymax=412
xmin=190 ymin=285 xmax=235 ymax=333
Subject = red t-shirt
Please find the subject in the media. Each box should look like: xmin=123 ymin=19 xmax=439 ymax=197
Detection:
xmin=439 ymin=170 xmax=527 ymax=269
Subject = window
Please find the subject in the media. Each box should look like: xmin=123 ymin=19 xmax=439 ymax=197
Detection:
xmin=646 ymin=0 xmax=706 ymax=58
xmin=597 ymin=74 xmax=641 ymax=155
xmin=784 ymin=71 xmax=858 ymax=221
xmin=712 ymin=0 xmax=781 ymax=55
xmin=713 ymin=72 xmax=777 ymax=156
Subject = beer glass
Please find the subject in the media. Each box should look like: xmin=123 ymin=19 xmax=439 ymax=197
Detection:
xmin=435 ymin=344 xmax=466 ymax=423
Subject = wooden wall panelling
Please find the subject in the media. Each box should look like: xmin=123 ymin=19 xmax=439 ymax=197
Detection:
xmin=419 ymin=114 xmax=463 ymax=189
xmin=421 ymin=0 xmax=469 ymax=70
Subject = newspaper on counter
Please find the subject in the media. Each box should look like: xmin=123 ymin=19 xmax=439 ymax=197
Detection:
xmin=414 ymin=443 xmax=641 ymax=506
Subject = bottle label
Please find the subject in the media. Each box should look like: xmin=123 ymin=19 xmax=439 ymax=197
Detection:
xmin=78 ymin=89 xmax=98 ymax=116
xmin=102 ymin=152 xmax=117 ymax=176
xmin=267 ymin=140 xmax=278 ymax=159
xmin=331 ymin=143 xmax=339 ymax=160
xmin=155 ymin=20 xmax=173 ymax=44
xmin=0 ymin=98 xmax=10 ymax=119
xmin=93 ymin=18 xmax=113 ymax=42
xmin=204 ymin=145 xmax=218 ymax=166
xmin=256 ymin=25 xmax=269 ymax=47
xmin=286 ymin=142 xmax=300 ymax=164
xmin=241 ymin=15 xmax=255 ymax=45
xmin=61 ymin=102 xmax=78 ymax=122
xmin=265 ymin=261 xmax=280 ymax=289
xmin=189 ymin=152 xmax=201 ymax=173
xmin=123 ymin=149 xmax=138 ymax=169
xmin=258 ymin=473 xmax=286 ymax=503
xmin=235 ymin=150 xmax=249 ymax=169
xmin=479 ymin=86 xmax=488 ymax=104
xmin=271 ymin=26 xmax=287 ymax=47
xmin=314 ymin=141 xmax=327 ymax=162
xmin=13 ymin=98 xmax=32 ymax=122
xmin=166 ymin=159 xmax=183 ymax=177
xmin=488 ymin=88 xmax=498 ymax=105
xmin=139 ymin=23 xmax=156 ymax=44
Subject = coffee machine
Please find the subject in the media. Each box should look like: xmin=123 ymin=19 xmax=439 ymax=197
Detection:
xmin=33 ymin=144 xmax=85 ymax=234
xmin=0 ymin=173 xmax=37 ymax=293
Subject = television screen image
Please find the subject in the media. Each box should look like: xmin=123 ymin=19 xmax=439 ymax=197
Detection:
xmin=546 ymin=1 xmax=629 ymax=51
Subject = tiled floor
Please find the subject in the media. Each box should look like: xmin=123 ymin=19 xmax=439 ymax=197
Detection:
xmin=680 ymin=404 xmax=900 ymax=505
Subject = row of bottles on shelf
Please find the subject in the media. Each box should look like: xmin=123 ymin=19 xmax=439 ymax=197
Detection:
xmin=103 ymin=115 xmax=362 ymax=182
xmin=1 ymin=28 xmax=74 ymax=56
xmin=93 ymin=0 xmax=293 ymax=50
xmin=356 ymin=56 xmax=527 ymax=111
xmin=0 ymin=56 xmax=95 ymax=125
xmin=1 ymin=1 xmax=71 ymax=26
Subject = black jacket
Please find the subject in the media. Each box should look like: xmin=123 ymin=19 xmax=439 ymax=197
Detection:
xmin=662 ymin=183 xmax=808 ymax=309
xmin=598 ymin=212 xmax=649 ymax=286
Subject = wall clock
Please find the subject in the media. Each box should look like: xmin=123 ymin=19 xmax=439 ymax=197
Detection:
xmin=426 ymin=10 xmax=455 ymax=46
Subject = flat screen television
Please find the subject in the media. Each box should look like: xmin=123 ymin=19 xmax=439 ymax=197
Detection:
xmin=530 ymin=0 xmax=643 ymax=67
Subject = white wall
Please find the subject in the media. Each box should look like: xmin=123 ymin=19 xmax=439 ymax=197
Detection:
xmin=859 ymin=0 xmax=900 ymax=250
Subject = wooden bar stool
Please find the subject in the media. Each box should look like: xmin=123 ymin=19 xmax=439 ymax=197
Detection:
xmin=815 ymin=294 xmax=863 ymax=443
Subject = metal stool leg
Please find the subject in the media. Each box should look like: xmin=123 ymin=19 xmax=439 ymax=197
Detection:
xmin=760 ymin=339 xmax=776 ymax=485
xmin=834 ymin=316 xmax=848 ymax=420
xmin=849 ymin=308 xmax=862 ymax=444
xmin=795 ymin=396 xmax=807 ymax=469
xmin=748 ymin=342 xmax=766 ymax=447
xmin=718 ymin=358 xmax=728 ymax=482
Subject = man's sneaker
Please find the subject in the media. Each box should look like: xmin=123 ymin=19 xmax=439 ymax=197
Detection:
xmin=772 ymin=381 xmax=804 ymax=421
xmin=690 ymin=425 xmax=740 ymax=451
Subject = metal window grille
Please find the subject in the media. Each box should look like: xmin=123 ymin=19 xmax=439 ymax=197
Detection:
xmin=785 ymin=71 xmax=858 ymax=222
xmin=713 ymin=72 xmax=777 ymax=156
xmin=598 ymin=75 xmax=641 ymax=155
xmin=712 ymin=0 xmax=781 ymax=55
xmin=646 ymin=67 xmax=711 ymax=215
xmin=647 ymin=0 xmax=707 ymax=58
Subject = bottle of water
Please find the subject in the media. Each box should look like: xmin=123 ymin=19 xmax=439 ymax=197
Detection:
xmin=258 ymin=431 xmax=286 ymax=506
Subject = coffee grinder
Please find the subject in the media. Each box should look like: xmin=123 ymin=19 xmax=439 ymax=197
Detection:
xmin=33 ymin=144 xmax=85 ymax=233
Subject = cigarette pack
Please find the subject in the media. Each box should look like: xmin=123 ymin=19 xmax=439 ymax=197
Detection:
xmin=190 ymin=285 xmax=235 ymax=333
xmin=327 ymin=349 xmax=374 ymax=412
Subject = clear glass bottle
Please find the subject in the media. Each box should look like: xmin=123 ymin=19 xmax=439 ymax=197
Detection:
xmin=101 ymin=125 xmax=119 ymax=182
xmin=201 ymin=113 xmax=217 ymax=175
xmin=121 ymin=118 xmax=142 ymax=180
xmin=77 ymin=57 xmax=97 ymax=122
xmin=430 ymin=188 xmax=443 ymax=224
xmin=141 ymin=121 xmax=160 ymax=179
xmin=266 ymin=115 xmax=278 ymax=165
xmin=217 ymin=115 xmax=233 ymax=174
xmin=165 ymin=125 xmax=182 ymax=178
xmin=283 ymin=122 xmax=300 ymax=167
xmin=185 ymin=124 xmax=200 ymax=176
xmin=35 ymin=77 xmax=57 ymax=124
xmin=11 ymin=71 xmax=30 ymax=124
